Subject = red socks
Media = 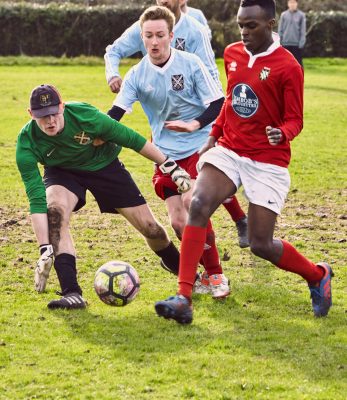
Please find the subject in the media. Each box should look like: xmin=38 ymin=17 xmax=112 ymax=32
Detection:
xmin=178 ymin=230 xmax=323 ymax=299
xmin=222 ymin=196 xmax=245 ymax=222
xmin=178 ymin=225 xmax=207 ymax=298
xmin=277 ymin=240 xmax=324 ymax=282
xmin=201 ymin=220 xmax=223 ymax=276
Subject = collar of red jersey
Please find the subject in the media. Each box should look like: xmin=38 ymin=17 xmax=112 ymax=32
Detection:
xmin=244 ymin=39 xmax=281 ymax=60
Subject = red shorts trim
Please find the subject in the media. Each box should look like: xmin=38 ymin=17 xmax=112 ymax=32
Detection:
xmin=152 ymin=153 xmax=199 ymax=200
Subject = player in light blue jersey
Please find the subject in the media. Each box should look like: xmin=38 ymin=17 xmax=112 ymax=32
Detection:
xmin=107 ymin=6 xmax=249 ymax=297
xmin=114 ymin=47 xmax=221 ymax=160
xmin=104 ymin=0 xmax=219 ymax=94
xmin=180 ymin=0 xmax=212 ymax=40
xmin=105 ymin=0 xmax=249 ymax=247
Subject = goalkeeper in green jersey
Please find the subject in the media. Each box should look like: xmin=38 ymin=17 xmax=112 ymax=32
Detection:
xmin=16 ymin=84 xmax=191 ymax=309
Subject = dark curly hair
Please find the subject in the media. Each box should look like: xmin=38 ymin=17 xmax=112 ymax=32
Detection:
xmin=240 ymin=0 xmax=276 ymax=19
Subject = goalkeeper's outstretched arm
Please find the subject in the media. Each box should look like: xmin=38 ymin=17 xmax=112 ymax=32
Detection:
xmin=139 ymin=142 xmax=192 ymax=194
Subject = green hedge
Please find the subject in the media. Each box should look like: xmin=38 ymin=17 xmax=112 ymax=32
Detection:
xmin=304 ymin=11 xmax=347 ymax=57
xmin=0 ymin=3 xmax=145 ymax=56
xmin=0 ymin=3 xmax=346 ymax=57
xmin=187 ymin=0 xmax=347 ymax=17
xmin=210 ymin=11 xmax=347 ymax=58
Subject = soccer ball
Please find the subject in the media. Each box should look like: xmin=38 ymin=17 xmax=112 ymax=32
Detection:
xmin=94 ymin=260 xmax=140 ymax=306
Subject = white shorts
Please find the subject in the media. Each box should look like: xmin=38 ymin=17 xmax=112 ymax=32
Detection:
xmin=198 ymin=146 xmax=290 ymax=214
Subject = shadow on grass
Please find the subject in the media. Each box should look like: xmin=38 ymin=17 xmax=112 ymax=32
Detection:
xmin=47 ymin=267 xmax=346 ymax=388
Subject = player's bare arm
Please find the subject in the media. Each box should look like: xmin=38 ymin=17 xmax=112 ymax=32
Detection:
xmin=108 ymin=76 xmax=123 ymax=93
xmin=139 ymin=142 xmax=192 ymax=194
xmin=164 ymin=119 xmax=201 ymax=132
xmin=165 ymin=96 xmax=224 ymax=133
xmin=31 ymin=213 xmax=50 ymax=246
xmin=198 ymin=135 xmax=217 ymax=156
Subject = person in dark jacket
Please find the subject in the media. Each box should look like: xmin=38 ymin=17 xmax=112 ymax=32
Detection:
xmin=278 ymin=0 xmax=306 ymax=66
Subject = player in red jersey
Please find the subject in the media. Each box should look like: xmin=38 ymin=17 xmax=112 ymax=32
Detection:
xmin=154 ymin=0 xmax=333 ymax=324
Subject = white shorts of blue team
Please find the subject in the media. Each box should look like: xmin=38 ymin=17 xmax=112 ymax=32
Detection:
xmin=197 ymin=145 xmax=290 ymax=215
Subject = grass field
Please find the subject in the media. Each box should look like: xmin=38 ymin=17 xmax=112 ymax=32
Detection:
xmin=0 ymin=57 xmax=346 ymax=399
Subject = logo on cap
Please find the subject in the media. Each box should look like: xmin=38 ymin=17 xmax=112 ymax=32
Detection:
xmin=39 ymin=94 xmax=52 ymax=106
xmin=30 ymin=84 xmax=62 ymax=118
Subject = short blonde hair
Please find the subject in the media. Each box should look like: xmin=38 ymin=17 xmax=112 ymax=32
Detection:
xmin=139 ymin=6 xmax=175 ymax=33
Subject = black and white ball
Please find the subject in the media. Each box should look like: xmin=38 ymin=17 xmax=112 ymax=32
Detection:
xmin=94 ymin=260 xmax=140 ymax=306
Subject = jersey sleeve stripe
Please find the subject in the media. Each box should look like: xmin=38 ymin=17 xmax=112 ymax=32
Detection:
xmin=199 ymin=29 xmax=220 ymax=83
xmin=104 ymin=51 xmax=119 ymax=82
xmin=196 ymin=58 xmax=224 ymax=100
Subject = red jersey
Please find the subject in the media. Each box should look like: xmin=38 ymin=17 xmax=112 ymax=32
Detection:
xmin=210 ymin=41 xmax=304 ymax=168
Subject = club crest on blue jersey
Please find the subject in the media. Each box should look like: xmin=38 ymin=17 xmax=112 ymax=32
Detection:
xmin=232 ymin=83 xmax=259 ymax=118
xmin=74 ymin=131 xmax=92 ymax=145
xmin=171 ymin=75 xmax=184 ymax=91
xmin=259 ymin=67 xmax=271 ymax=81
xmin=175 ymin=38 xmax=186 ymax=51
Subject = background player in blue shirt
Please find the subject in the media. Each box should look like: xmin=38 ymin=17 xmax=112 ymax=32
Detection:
xmin=104 ymin=0 xmax=219 ymax=94
xmin=180 ymin=0 xmax=212 ymax=40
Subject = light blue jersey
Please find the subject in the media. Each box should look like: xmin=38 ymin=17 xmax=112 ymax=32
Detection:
xmin=105 ymin=13 xmax=220 ymax=87
xmin=114 ymin=49 xmax=224 ymax=160
xmin=186 ymin=6 xmax=212 ymax=40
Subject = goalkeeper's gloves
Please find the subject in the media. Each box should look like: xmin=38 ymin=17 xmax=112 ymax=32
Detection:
xmin=35 ymin=244 xmax=54 ymax=293
xmin=159 ymin=158 xmax=191 ymax=193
